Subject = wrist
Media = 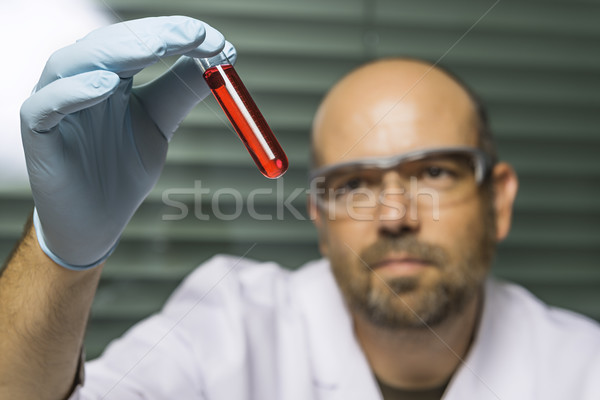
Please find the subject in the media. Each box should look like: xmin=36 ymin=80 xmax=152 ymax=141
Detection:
xmin=33 ymin=208 xmax=117 ymax=271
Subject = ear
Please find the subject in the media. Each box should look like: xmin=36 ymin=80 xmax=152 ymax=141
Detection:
xmin=307 ymin=193 xmax=329 ymax=257
xmin=491 ymin=162 xmax=519 ymax=241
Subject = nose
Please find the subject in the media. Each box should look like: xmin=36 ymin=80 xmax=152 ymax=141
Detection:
xmin=376 ymin=173 xmax=420 ymax=237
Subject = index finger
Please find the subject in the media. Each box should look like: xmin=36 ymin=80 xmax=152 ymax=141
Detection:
xmin=36 ymin=16 xmax=225 ymax=89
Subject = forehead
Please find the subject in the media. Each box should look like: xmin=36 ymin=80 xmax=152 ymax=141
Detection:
xmin=312 ymin=60 xmax=479 ymax=166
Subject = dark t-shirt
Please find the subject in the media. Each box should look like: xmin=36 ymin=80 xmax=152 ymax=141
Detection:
xmin=377 ymin=378 xmax=448 ymax=400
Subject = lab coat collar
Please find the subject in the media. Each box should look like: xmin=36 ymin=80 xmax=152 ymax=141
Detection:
xmin=291 ymin=259 xmax=383 ymax=399
xmin=291 ymin=262 xmax=539 ymax=400
xmin=444 ymin=279 xmax=536 ymax=399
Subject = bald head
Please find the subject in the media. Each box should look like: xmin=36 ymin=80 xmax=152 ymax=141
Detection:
xmin=311 ymin=58 xmax=494 ymax=169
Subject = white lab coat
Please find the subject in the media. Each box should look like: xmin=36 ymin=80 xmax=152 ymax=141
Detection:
xmin=71 ymin=255 xmax=600 ymax=399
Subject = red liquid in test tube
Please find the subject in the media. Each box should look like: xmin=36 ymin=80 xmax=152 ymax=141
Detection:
xmin=203 ymin=64 xmax=288 ymax=179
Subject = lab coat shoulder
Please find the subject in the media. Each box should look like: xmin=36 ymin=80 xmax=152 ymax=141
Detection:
xmin=160 ymin=254 xmax=307 ymax=399
xmin=446 ymin=278 xmax=600 ymax=400
xmin=163 ymin=253 xmax=294 ymax=313
xmin=500 ymin=281 xmax=600 ymax=399
xmin=71 ymin=255 xmax=327 ymax=400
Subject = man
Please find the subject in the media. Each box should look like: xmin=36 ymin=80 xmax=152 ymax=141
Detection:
xmin=1 ymin=16 xmax=599 ymax=400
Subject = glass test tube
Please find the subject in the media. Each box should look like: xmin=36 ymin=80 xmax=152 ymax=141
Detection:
xmin=196 ymin=53 xmax=288 ymax=179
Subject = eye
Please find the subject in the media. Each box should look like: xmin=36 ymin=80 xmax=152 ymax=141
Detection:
xmin=327 ymin=173 xmax=373 ymax=197
xmin=423 ymin=165 xmax=454 ymax=179
xmin=323 ymin=169 xmax=380 ymax=201
xmin=341 ymin=177 xmax=363 ymax=191
xmin=330 ymin=177 xmax=367 ymax=197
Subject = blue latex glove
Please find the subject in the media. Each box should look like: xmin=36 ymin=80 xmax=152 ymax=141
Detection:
xmin=20 ymin=16 xmax=237 ymax=270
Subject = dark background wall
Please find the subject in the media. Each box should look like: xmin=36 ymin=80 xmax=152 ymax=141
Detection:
xmin=1 ymin=0 xmax=598 ymax=359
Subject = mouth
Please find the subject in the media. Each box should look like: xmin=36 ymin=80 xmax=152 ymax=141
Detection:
xmin=369 ymin=254 xmax=434 ymax=275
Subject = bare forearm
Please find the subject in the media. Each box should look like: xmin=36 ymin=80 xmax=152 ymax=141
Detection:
xmin=0 ymin=217 xmax=103 ymax=399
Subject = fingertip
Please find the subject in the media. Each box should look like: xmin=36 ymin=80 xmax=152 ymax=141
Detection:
xmin=203 ymin=24 xmax=226 ymax=51
xmin=165 ymin=15 xmax=207 ymax=46
xmin=21 ymin=71 xmax=125 ymax=133
xmin=90 ymin=70 xmax=121 ymax=92
xmin=186 ymin=24 xmax=226 ymax=58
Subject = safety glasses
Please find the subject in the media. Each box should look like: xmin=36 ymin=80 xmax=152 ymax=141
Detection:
xmin=309 ymin=146 xmax=493 ymax=218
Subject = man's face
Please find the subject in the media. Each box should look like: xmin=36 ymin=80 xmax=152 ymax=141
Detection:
xmin=311 ymin=60 xmax=498 ymax=329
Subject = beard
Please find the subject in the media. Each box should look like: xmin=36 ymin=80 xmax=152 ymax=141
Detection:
xmin=329 ymin=195 xmax=497 ymax=330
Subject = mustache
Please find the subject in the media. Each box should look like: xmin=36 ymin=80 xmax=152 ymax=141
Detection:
xmin=359 ymin=235 xmax=449 ymax=270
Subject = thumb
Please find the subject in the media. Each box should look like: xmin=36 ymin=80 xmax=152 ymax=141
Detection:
xmin=131 ymin=24 xmax=228 ymax=141
xmin=133 ymin=55 xmax=210 ymax=142
xmin=133 ymin=40 xmax=238 ymax=142
xmin=134 ymin=39 xmax=237 ymax=140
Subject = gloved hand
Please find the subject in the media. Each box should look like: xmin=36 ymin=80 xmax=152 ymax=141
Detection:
xmin=20 ymin=16 xmax=237 ymax=270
